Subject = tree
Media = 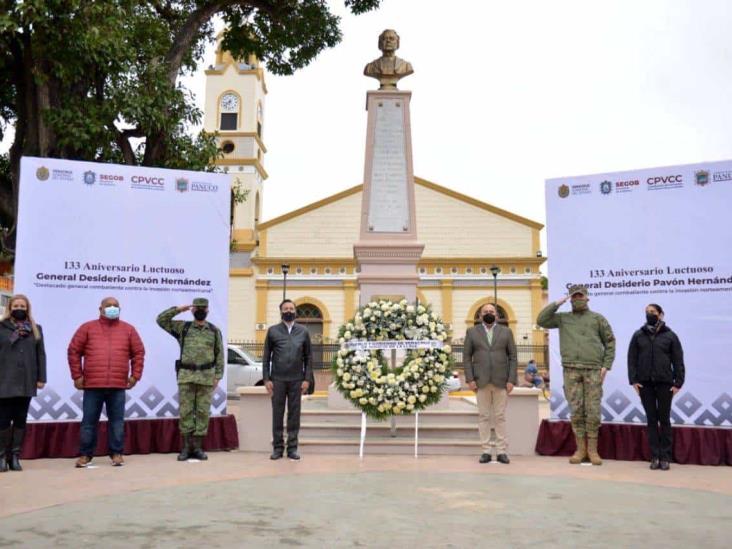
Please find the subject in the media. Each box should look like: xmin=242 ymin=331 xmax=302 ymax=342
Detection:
xmin=0 ymin=0 xmax=382 ymax=257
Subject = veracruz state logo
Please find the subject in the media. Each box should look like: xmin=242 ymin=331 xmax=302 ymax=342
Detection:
xmin=599 ymin=180 xmax=613 ymax=195
xmin=558 ymin=184 xmax=570 ymax=198
xmin=176 ymin=177 xmax=189 ymax=192
xmin=695 ymin=170 xmax=710 ymax=186
xmin=83 ymin=171 xmax=96 ymax=185
xmin=36 ymin=166 xmax=50 ymax=181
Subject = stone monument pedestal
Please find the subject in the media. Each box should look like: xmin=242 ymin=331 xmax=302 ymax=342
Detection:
xmin=354 ymin=89 xmax=423 ymax=305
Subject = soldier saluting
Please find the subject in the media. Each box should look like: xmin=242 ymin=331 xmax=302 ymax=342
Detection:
xmin=157 ymin=297 xmax=224 ymax=461
xmin=537 ymin=285 xmax=615 ymax=465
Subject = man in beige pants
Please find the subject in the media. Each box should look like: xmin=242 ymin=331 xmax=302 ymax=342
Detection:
xmin=464 ymin=303 xmax=518 ymax=464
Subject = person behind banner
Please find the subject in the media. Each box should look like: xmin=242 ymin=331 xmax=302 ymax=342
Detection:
xmin=68 ymin=297 xmax=145 ymax=468
xmin=627 ymin=303 xmax=685 ymax=471
xmin=262 ymin=299 xmax=313 ymax=461
xmin=537 ymin=285 xmax=615 ymax=466
xmin=0 ymin=295 xmax=46 ymax=473
xmin=520 ymin=359 xmax=543 ymax=388
xmin=157 ymin=298 xmax=224 ymax=462
xmin=464 ymin=303 xmax=518 ymax=465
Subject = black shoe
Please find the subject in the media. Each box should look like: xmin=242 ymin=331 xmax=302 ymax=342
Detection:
xmin=659 ymin=460 xmax=670 ymax=471
xmin=497 ymin=454 xmax=510 ymax=464
xmin=0 ymin=427 xmax=11 ymax=473
xmin=270 ymin=450 xmax=284 ymax=460
xmin=479 ymin=453 xmax=492 ymax=464
xmin=287 ymin=451 xmax=301 ymax=461
xmin=9 ymin=428 xmax=24 ymax=471
xmin=190 ymin=436 xmax=208 ymax=461
xmin=650 ymin=458 xmax=660 ymax=470
xmin=177 ymin=434 xmax=192 ymax=461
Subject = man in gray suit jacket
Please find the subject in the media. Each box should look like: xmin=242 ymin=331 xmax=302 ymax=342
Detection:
xmin=464 ymin=303 xmax=518 ymax=464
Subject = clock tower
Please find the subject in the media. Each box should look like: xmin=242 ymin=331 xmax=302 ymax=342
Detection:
xmin=203 ymin=35 xmax=267 ymax=255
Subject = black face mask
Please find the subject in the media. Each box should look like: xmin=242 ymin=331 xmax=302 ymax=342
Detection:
xmin=646 ymin=313 xmax=658 ymax=325
xmin=482 ymin=313 xmax=496 ymax=325
xmin=282 ymin=311 xmax=296 ymax=322
xmin=193 ymin=309 xmax=208 ymax=321
xmin=11 ymin=309 xmax=28 ymax=321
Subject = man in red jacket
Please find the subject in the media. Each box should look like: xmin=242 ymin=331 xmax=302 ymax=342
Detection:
xmin=68 ymin=297 xmax=145 ymax=468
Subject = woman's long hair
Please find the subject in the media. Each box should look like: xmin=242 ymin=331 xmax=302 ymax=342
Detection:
xmin=2 ymin=294 xmax=41 ymax=339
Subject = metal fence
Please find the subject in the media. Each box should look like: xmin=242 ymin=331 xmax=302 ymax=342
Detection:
xmin=229 ymin=340 xmax=549 ymax=374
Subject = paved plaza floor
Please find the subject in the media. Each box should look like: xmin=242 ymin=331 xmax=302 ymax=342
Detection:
xmin=1 ymin=452 xmax=730 ymax=548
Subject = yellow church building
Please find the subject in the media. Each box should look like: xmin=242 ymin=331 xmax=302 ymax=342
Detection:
xmin=203 ymin=42 xmax=546 ymax=346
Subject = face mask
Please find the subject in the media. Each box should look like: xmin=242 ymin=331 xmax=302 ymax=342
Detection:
xmin=193 ymin=309 xmax=208 ymax=321
xmin=10 ymin=309 xmax=28 ymax=321
xmin=646 ymin=313 xmax=658 ymax=325
xmin=282 ymin=311 xmax=296 ymax=322
xmin=103 ymin=306 xmax=120 ymax=320
xmin=482 ymin=313 xmax=496 ymax=325
xmin=571 ymin=298 xmax=588 ymax=312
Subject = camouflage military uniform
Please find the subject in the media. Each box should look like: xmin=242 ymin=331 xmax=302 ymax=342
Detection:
xmin=157 ymin=302 xmax=223 ymax=438
xmin=537 ymin=285 xmax=615 ymax=464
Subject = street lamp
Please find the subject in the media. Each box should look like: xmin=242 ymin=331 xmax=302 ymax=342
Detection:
xmin=281 ymin=264 xmax=290 ymax=301
xmin=489 ymin=265 xmax=500 ymax=308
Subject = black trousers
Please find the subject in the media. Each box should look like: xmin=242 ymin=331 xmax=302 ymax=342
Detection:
xmin=271 ymin=380 xmax=302 ymax=452
xmin=639 ymin=382 xmax=674 ymax=460
xmin=0 ymin=397 xmax=31 ymax=430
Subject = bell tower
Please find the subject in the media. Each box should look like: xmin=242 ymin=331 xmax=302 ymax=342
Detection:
xmin=204 ymin=34 xmax=267 ymax=253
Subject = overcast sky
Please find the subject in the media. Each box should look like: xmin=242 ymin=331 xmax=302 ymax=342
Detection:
xmin=210 ymin=0 xmax=732 ymax=233
xmin=5 ymin=0 xmax=732 ymax=242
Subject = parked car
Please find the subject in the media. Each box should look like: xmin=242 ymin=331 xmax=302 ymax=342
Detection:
xmin=227 ymin=345 xmax=264 ymax=396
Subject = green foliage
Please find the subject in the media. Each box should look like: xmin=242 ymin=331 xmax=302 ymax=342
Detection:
xmin=0 ymin=0 xmax=383 ymax=256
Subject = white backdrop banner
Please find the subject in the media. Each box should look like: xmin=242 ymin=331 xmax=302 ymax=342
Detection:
xmin=546 ymin=160 xmax=732 ymax=427
xmin=14 ymin=157 xmax=230 ymax=421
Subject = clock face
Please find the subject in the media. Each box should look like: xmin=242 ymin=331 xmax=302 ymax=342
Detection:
xmin=221 ymin=93 xmax=239 ymax=112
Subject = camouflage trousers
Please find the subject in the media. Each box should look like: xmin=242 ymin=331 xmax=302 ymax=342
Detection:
xmin=178 ymin=383 xmax=213 ymax=436
xmin=563 ymin=367 xmax=603 ymax=437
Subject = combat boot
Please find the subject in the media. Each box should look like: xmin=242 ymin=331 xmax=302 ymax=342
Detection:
xmin=190 ymin=436 xmax=208 ymax=461
xmin=587 ymin=435 xmax=602 ymax=466
xmin=177 ymin=434 xmax=192 ymax=461
xmin=0 ymin=427 xmax=11 ymax=473
xmin=9 ymin=427 xmax=25 ymax=471
xmin=568 ymin=435 xmax=587 ymax=464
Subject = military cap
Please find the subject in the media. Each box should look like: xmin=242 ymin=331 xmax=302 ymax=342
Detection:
xmin=567 ymin=284 xmax=588 ymax=297
xmin=192 ymin=297 xmax=209 ymax=307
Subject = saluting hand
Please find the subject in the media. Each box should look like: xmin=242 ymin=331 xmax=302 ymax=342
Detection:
xmin=556 ymin=295 xmax=570 ymax=306
xmin=177 ymin=304 xmax=192 ymax=312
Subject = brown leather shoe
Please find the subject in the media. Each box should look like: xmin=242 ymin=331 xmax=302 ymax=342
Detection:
xmin=75 ymin=456 xmax=92 ymax=468
xmin=111 ymin=454 xmax=125 ymax=467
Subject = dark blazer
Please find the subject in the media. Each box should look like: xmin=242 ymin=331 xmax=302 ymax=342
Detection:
xmin=463 ymin=323 xmax=518 ymax=389
xmin=627 ymin=322 xmax=685 ymax=388
xmin=0 ymin=320 xmax=47 ymax=398
xmin=262 ymin=322 xmax=313 ymax=382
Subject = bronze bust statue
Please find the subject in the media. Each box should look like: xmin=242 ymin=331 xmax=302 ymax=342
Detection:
xmin=364 ymin=29 xmax=414 ymax=90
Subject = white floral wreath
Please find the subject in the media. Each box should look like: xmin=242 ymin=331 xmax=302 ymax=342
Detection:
xmin=332 ymin=298 xmax=453 ymax=419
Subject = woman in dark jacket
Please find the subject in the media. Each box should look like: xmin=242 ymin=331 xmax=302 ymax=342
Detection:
xmin=0 ymin=294 xmax=46 ymax=472
xmin=627 ymin=303 xmax=684 ymax=471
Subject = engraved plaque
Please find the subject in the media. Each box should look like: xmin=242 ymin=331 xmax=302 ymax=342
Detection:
xmin=367 ymin=98 xmax=410 ymax=233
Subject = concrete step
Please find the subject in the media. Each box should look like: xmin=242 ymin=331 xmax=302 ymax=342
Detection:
xmin=299 ymin=422 xmax=479 ymax=440
xmin=300 ymin=409 xmax=478 ymax=427
xmin=299 ymin=437 xmax=481 ymax=456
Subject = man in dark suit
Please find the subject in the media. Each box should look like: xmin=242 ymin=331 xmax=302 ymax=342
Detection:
xmin=262 ymin=299 xmax=313 ymax=461
xmin=464 ymin=303 xmax=518 ymax=464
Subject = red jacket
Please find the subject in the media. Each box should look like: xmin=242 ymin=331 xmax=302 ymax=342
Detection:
xmin=68 ymin=317 xmax=145 ymax=389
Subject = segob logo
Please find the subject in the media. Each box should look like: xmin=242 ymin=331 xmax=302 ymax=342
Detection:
xmin=695 ymin=170 xmax=710 ymax=186
xmin=176 ymin=178 xmax=189 ymax=192
xmin=558 ymin=184 xmax=570 ymax=198
xmin=83 ymin=171 xmax=96 ymax=185
xmin=599 ymin=180 xmax=612 ymax=195
xmin=36 ymin=166 xmax=50 ymax=181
